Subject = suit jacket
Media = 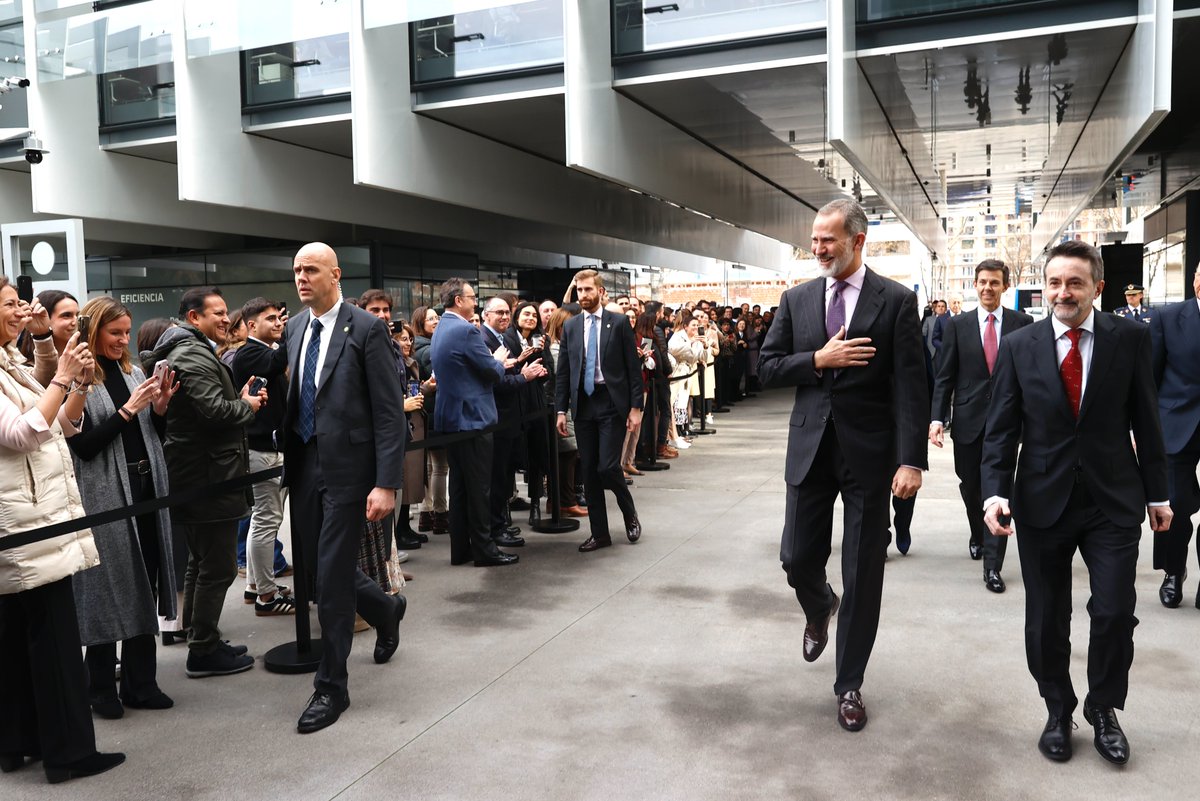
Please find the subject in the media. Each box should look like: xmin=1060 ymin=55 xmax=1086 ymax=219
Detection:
xmin=981 ymin=313 xmax=1167 ymax=529
xmin=555 ymin=308 xmax=644 ymax=418
xmin=931 ymin=307 xmax=1033 ymax=443
xmin=279 ymin=303 xmax=406 ymax=503
xmin=231 ymin=338 xmax=289 ymax=453
xmin=1150 ymin=298 xmax=1200 ymax=454
xmin=1115 ymin=304 xmax=1152 ymax=324
xmin=503 ymin=327 xmax=554 ymax=414
xmin=758 ymin=267 xmax=929 ymax=487
xmin=481 ymin=325 xmax=529 ymax=436
xmin=428 ymin=311 xmax=505 ymax=433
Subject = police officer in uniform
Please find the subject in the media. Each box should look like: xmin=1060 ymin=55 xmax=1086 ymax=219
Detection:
xmin=1114 ymin=284 xmax=1151 ymax=323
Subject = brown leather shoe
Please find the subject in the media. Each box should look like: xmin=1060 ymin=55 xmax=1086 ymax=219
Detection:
xmin=623 ymin=464 xmax=644 ymax=476
xmin=561 ymin=505 xmax=589 ymax=517
xmin=837 ymin=690 xmax=868 ymax=732
xmin=656 ymin=445 xmax=678 ymax=459
xmin=578 ymin=536 xmax=612 ymax=553
xmin=803 ymin=591 xmax=839 ymax=662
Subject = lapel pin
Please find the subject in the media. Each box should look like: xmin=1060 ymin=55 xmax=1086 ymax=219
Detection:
xmin=343 ymin=326 xmax=349 ymax=332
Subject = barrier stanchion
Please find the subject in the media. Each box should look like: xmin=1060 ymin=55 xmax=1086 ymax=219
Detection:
xmin=531 ymin=408 xmax=580 ymax=534
xmin=692 ymin=356 xmax=715 ymax=436
xmin=635 ymin=375 xmax=669 ymax=472
xmin=263 ymin=525 xmax=322 ymax=674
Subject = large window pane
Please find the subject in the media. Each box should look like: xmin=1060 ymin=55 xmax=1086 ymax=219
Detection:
xmin=184 ymin=0 xmax=350 ymax=59
xmin=0 ymin=21 xmax=27 ymax=131
xmin=243 ymin=34 xmax=350 ymax=107
xmin=614 ymin=0 xmax=824 ymax=56
xmin=411 ymin=1 xmax=563 ymax=84
xmin=860 ymin=0 xmax=1038 ymax=22
xmin=36 ymin=0 xmax=173 ymax=83
xmin=99 ymin=62 xmax=174 ymax=127
xmin=0 ymin=0 xmax=21 ymax=24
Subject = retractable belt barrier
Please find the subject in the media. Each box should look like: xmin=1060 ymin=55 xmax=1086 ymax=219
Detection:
xmin=0 ymin=407 xmax=554 ymax=553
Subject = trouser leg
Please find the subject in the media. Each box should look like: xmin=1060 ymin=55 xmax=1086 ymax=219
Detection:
xmin=247 ymin=449 xmax=286 ymax=597
xmin=1078 ymin=514 xmax=1140 ymax=709
xmin=181 ymin=520 xmax=239 ymax=654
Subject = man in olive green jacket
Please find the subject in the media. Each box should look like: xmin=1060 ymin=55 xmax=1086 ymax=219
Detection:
xmin=147 ymin=287 xmax=265 ymax=678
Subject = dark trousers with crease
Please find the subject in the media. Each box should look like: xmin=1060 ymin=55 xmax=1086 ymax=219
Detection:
xmin=574 ymin=388 xmax=637 ymax=541
xmin=1016 ymin=481 xmax=1139 ymax=716
xmin=289 ymin=441 xmax=393 ymax=696
xmin=1155 ymin=423 xmax=1200 ymax=575
xmin=0 ymin=578 xmax=97 ymax=767
xmin=446 ymin=431 xmax=495 ymax=562
xmin=954 ymin=435 xmax=1007 ymax=572
xmin=489 ymin=430 xmax=520 ymax=537
xmin=781 ymin=423 xmax=889 ymax=695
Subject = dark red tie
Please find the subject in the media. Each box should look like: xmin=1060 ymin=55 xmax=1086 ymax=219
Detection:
xmin=1060 ymin=328 xmax=1083 ymax=419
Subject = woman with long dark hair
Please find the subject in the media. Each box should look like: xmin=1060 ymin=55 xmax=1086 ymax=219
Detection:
xmin=505 ymin=301 xmax=553 ymax=525
xmin=411 ymin=305 xmax=448 ymax=535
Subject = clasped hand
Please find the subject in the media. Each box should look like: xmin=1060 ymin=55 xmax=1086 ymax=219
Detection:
xmin=813 ymin=326 xmax=874 ymax=370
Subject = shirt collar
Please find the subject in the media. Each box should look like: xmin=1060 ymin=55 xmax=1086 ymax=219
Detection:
xmin=826 ymin=264 xmax=866 ymax=291
xmin=312 ymin=300 xmax=342 ymax=330
xmin=977 ymin=304 xmax=1001 ymax=323
xmin=1051 ymin=308 xmax=1095 ymax=340
xmin=247 ymin=335 xmax=277 ymax=349
xmin=484 ymin=323 xmax=504 ymax=340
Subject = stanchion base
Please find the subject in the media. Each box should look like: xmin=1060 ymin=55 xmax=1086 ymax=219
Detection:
xmin=531 ymin=519 xmax=581 ymax=533
xmin=264 ymin=640 xmax=323 ymax=675
xmin=635 ymin=461 xmax=670 ymax=471
xmin=691 ymin=428 xmax=716 ymax=435
xmin=714 ymin=408 xmax=732 ymax=413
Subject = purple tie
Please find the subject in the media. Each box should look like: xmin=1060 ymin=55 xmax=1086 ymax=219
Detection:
xmin=826 ymin=280 xmax=848 ymax=339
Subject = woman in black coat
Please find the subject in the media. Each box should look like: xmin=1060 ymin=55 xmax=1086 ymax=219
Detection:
xmin=504 ymin=301 xmax=553 ymax=526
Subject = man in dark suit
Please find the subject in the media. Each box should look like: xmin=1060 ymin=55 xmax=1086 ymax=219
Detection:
xmin=1150 ymin=268 xmax=1200 ymax=608
xmin=281 ymin=243 xmax=408 ymax=734
xmin=982 ymin=240 xmax=1171 ymax=765
xmin=481 ymin=297 xmax=546 ymax=547
xmin=930 ymin=260 xmax=1033 ymax=592
xmin=1114 ymin=283 xmax=1152 ymax=323
xmin=429 ymin=279 xmax=520 ymax=568
xmin=555 ymin=268 xmax=644 ymax=552
xmin=758 ymin=198 xmax=928 ymax=733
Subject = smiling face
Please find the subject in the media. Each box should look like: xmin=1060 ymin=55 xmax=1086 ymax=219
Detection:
xmin=49 ymin=297 xmax=79 ymax=346
xmin=0 ymin=284 xmax=28 ymax=347
xmin=1044 ymin=255 xmax=1102 ymax=328
xmin=247 ymin=306 xmax=284 ymax=345
xmin=811 ymin=211 xmax=865 ymax=280
xmin=975 ymin=269 xmax=1007 ymax=312
xmin=364 ymin=298 xmax=391 ymax=323
xmin=516 ymin=304 xmax=539 ymax=334
xmin=483 ymin=298 xmax=511 ymax=333
xmin=425 ymin=308 xmax=440 ymax=333
xmin=189 ymin=294 xmax=231 ymax=345
xmin=96 ymin=314 xmax=133 ymax=361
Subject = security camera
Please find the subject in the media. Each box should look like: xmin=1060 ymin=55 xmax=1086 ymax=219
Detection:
xmin=0 ymin=76 xmax=30 ymax=93
xmin=21 ymin=134 xmax=47 ymax=165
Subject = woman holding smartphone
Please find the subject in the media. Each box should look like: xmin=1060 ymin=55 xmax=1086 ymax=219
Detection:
xmin=505 ymin=301 xmax=553 ymax=525
xmin=67 ymin=297 xmax=179 ymax=719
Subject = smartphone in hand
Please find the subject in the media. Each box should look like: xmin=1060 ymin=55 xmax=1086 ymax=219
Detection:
xmin=17 ymin=275 xmax=34 ymax=304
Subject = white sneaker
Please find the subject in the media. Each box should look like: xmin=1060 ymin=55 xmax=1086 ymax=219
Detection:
xmin=673 ymin=439 xmax=691 ymax=449
xmin=396 ymin=551 xmax=410 ymax=564
xmin=705 ymin=414 xmax=715 ymax=425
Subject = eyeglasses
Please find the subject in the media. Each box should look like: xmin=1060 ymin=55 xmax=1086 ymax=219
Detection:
xmin=485 ymin=309 xmax=510 ymax=316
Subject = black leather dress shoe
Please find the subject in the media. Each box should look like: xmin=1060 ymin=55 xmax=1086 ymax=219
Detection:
xmin=474 ymin=551 xmax=519 ymax=567
xmin=529 ymin=506 xmax=542 ymax=526
xmin=509 ymin=497 xmax=532 ymax=511
xmin=494 ymin=530 xmax=525 ymax=548
xmin=984 ymin=569 xmax=1006 ymax=594
xmin=297 ymin=691 xmax=350 ymax=734
xmin=578 ymin=536 xmax=612 ymax=552
xmin=803 ymin=590 xmax=840 ymax=662
xmin=968 ymin=542 xmax=983 ymax=560
xmin=1160 ymin=570 xmax=1186 ymax=608
xmin=44 ymin=751 xmax=125 ymax=784
xmin=625 ymin=515 xmax=641 ymax=543
xmin=837 ymin=690 xmax=867 ymax=732
xmin=373 ymin=594 xmax=407 ymax=665
xmin=1038 ymin=714 xmax=1073 ymax=762
xmin=895 ymin=527 xmax=911 ymax=555
xmin=0 ymin=752 xmax=38 ymax=773
xmin=395 ymin=531 xmax=422 ymax=550
xmin=91 ymin=697 xmax=124 ymax=720
xmin=1083 ymin=702 xmax=1129 ymax=765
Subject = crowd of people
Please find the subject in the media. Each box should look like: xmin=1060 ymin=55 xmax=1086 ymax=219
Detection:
xmin=0 ymin=251 xmax=777 ymax=783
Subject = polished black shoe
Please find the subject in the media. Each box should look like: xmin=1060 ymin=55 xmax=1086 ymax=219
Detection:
xmin=45 ymin=751 xmax=125 ymax=784
xmin=414 ymin=531 xmax=429 ymax=544
xmin=297 ymin=691 xmax=350 ymax=734
xmin=1083 ymin=701 xmax=1130 ymax=765
xmin=529 ymin=505 xmax=542 ymax=526
xmin=122 ymin=691 xmax=174 ymax=710
xmin=1038 ymin=714 xmax=1074 ymax=762
xmin=0 ymin=752 xmax=38 ymax=773
xmin=578 ymin=536 xmax=612 ymax=553
xmin=494 ymin=530 xmax=525 ymax=548
xmin=373 ymin=594 xmax=407 ymax=665
xmin=395 ymin=531 xmax=422 ymax=550
xmin=625 ymin=515 xmax=641 ymax=543
xmin=623 ymin=478 xmax=633 ymax=486
xmin=968 ymin=542 xmax=983 ymax=560
xmin=474 ymin=551 xmax=519 ymax=567
xmin=803 ymin=590 xmax=840 ymax=662
xmin=984 ymin=569 xmax=1006 ymax=594
xmin=836 ymin=690 xmax=868 ymax=732
xmin=509 ymin=497 xmax=532 ymax=511
xmin=895 ymin=527 xmax=911 ymax=555
xmin=91 ymin=697 xmax=124 ymax=720
xmin=1159 ymin=570 xmax=1186 ymax=608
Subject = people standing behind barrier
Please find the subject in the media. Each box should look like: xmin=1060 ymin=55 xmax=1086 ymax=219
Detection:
xmin=67 ymin=297 xmax=179 ymax=722
xmin=545 ymin=307 xmax=586 ymax=517
xmin=669 ymin=315 xmax=703 ymax=445
xmin=505 ymin=301 xmax=554 ymax=526
xmin=217 ymin=310 xmax=246 ymax=368
xmin=18 ymin=289 xmax=79 ymax=362
xmin=146 ymin=287 xmax=264 ymax=679
xmin=411 ymin=305 xmax=449 ymax=536
xmin=539 ymin=299 xmax=558 ymax=331
xmin=0 ymin=277 xmax=127 ymax=784
xmin=137 ymin=318 xmax=175 ymax=362
xmin=623 ymin=312 xmax=662 ymax=474
xmin=429 ymin=279 xmax=518 ymax=567
xmin=643 ymin=301 xmax=677 ymax=459
xmin=230 ymin=297 xmax=294 ymax=617
xmin=392 ymin=319 xmax=431 ymax=551
xmin=690 ymin=309 xmax=719 ymax=425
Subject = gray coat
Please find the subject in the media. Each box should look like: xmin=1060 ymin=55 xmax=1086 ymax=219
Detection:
xmin=71 ymin=365 xmax=176 ymax=646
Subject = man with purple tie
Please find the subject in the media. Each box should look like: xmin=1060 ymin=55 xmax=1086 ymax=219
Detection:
xmin=758 ymin=199 xmax=928 ymax=733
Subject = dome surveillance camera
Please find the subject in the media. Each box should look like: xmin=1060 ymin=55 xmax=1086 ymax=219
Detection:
xmin=21 ymin=134 xmax=47 ymax=165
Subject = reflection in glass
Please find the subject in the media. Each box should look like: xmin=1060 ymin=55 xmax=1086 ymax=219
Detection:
xmin=36 ymin=0 xmax=174 ymax=83
xmin=243 ymin=34 xmax=350 ymax=107
xmin=0 ymin=0 xmax=20 ymax=25
xmin=614 ymin=0 xmax=824 ymax=56
xmin=184 ymin=0 xmax=351 ymax=59
xmin=411 ymin=1 xmax=563 ymax=84
xmin=860 ymin=0 xmax=1030 ymax=22
xmin=99 ymin=63 xmax=174 ymax=128
xmin=0 ymin=21 xmax=27 ymax=130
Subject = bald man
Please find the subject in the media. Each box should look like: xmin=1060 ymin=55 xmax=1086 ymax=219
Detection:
xmin=282 ymin=243 xmax=408 ymax=734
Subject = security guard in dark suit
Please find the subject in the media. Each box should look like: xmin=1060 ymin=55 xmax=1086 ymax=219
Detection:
xmin=1114 ymin=284 xmax=1152 ymax=323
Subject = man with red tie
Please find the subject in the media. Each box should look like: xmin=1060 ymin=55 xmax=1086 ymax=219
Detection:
xmin=930 ymin=260 xmax=1032 ymax=592
xmin=981 ymin=240 xmax=1171 ymax=766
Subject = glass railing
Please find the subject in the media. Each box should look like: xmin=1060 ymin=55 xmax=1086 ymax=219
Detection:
xmin=410 ymin=0 xmax=563 ymax=85
xmin=0 ymin=19 xmax=27 ymax=131
xmin=242 ymin=34 xmax=350 ymax=108
xmin=98 ymin=62 xmax=174 ymax=128
xmin=0 ymin=0 xmax=20 ymax=24
xmin=614 ymin=0 xmax=824 ymax=56
xmin=858 ymin=0 xmax=1036 ymax=22
xmin=35 ymin=0 xmax=173 ymax=84
xmin=184 ymin=0 xmax=350 ymax=59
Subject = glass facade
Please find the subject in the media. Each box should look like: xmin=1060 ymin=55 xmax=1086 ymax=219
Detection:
xmin=859 ymin=0 xmax=1038 ymax=22
xmin=98 ymin=62 xmax=174 ymax=127
xmin=0 ymin=19 xmax=27 ymax=132
xmin=242 ymin=34 xmax=350 ymax=108
xmin=410 ymin=1 xmax=563 ymax=84
xmin=36 ymin=0 xmax=174 ymax=84
xmin=614 ymin=0 xmax=824 ymax=57
xmin=184 ymin=0 xmax=350 ymax=59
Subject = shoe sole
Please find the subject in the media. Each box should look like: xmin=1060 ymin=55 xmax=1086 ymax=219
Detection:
xmin=1038 ymin=743 xmax=1073 ymax=762
xmin=185 ymin=661 xmax=255 ymax=679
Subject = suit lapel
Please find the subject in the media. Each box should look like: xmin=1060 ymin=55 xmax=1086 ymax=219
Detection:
xmin=288 ymin=309 xmax=309 ymax=383
xmin=316 ymin=304 xmax=354 ymax=397
xmin=1077 ymin=312 xmax=1112 ymax=421
xmin=846 ymin=268 xmax=884 ymax=338
xmin=1030 ymin=318 xmax=1074 ymax=422
xmin=599 ymin=309 xmax=616 ymax=357
xmin=959 ymin=312 xmax=985 ymax=367
xmin=804 ymin=278 xmax=827 ymax=346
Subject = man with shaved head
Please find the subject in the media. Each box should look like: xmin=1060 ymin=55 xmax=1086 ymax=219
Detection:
xmin=282 ymin=243 xmax=408 ymax=734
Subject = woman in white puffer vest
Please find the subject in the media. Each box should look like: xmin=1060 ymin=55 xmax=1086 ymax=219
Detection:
xmin=0 ymin=276 xmax=125 ymax=784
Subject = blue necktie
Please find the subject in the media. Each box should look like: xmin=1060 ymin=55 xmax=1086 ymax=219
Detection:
xmin=296 ymin=318 xmax=323 ymax=443
xmin=584 ymin=313 xmax=598 ymax=396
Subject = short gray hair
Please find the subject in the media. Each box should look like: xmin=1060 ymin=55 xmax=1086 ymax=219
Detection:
xmin=817 ymin=199 xmax=869 ymax=239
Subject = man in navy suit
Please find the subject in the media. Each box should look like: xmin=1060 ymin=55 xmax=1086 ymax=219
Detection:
xmin=1150 ymin=269 xmax=1200 ymax=608
xmin=555 ymin=268 xmax=644 ymax=552
xmin=982 ymin=240 xmax=1171 ymax=765
xmin=930 ymin=259 xmax=1033 ymax=592
xmin=282 ymin=243 xmax=408 ymax=734
xmin=429 ymin=278 xmax=520 ymax=568
xmin=758 ymin=199 xmax=928 ymax=733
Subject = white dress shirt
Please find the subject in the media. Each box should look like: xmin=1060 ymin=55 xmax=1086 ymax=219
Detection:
xmin=1050 ymin=310 xmax=1095 ymax=399
xmin=297 ymin=300 xmax=343 ymax=391
xmin=977 ymin=304 xmax=1003 ymax=341
xmin=824 ymin=264 xmax=867 ymax=329
xmin=582 ymin=310 xmax=606 ymax=386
